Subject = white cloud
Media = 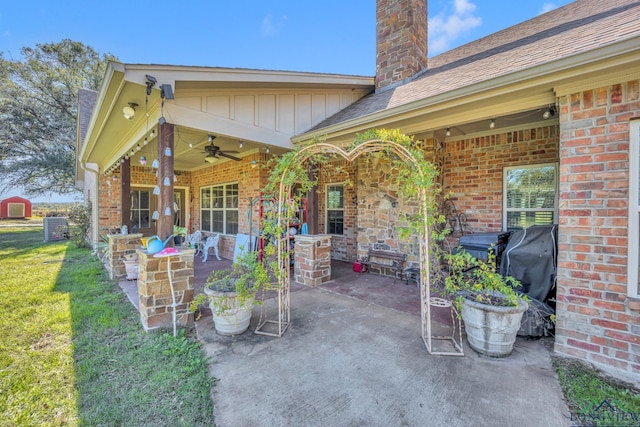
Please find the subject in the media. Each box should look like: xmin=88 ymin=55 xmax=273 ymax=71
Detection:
xmin=428 ymin=0 xmax=482 ymax=55
xmin=539 ymin=3 xmax=559 ymax=14
xmin=454 ymin=0 xmax=476 ymax=15
xmin=261 ymin=13 xmax=288 ymax=36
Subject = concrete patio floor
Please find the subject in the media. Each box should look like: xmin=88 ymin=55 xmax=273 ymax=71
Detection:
xmin=120 ymin=257 xmax=571 ymax=426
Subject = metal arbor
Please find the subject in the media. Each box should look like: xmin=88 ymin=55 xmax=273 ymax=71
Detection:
xmin=254 ymin=138 xmax=463 ymax=356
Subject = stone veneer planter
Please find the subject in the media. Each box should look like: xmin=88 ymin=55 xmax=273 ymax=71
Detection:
xmin=294 ymin=234 xmax=332 ymax=286
xmin=107 ymin=233 xmax=143 ymax=279
xmin=136 ymin=247 xmax=196 ymax=332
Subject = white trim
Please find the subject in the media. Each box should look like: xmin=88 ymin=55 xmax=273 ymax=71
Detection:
xmin=325 ymin=183 xmax=345 ymax=235
xmin=502 ymin=163 xmax=558 ymax=231
xmin=628 ymin=119 xmax=640 ymax=298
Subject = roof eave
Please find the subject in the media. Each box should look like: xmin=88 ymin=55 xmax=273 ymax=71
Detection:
xmin=293 ymin=35 xmax=640 ymax=143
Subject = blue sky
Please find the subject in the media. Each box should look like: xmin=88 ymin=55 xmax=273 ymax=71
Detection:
xmin=0 ymin=0 xmax=573 ymax=202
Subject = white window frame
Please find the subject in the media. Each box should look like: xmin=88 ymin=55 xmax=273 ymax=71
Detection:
xmin=628 ymin=119 xmax=640 ymax=297
xmin=503 ymin=163 xmax=559 ymax=231
xmin=130 ymin=189 xmax=151 ymax=230
xmin=325 ymin=183 xmax=345 ymax=235
xmin=200 ymin=182 xmax=239 ymax=235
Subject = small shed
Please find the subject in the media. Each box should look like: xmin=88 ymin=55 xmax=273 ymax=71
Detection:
xmin=0 ymin=196 xmax=32 ymax=219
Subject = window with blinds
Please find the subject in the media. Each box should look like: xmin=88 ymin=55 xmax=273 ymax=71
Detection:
xmin=326 ymin=184 xmax=344 ymax=235
xmin=503 ymin=163 xmax=558 ymax=232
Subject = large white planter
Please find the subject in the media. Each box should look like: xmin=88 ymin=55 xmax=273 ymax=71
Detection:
xmin=204 ymin=287 xmax=254 ymax=336
xmin=461 ymin=297 xmax=528 ymax=357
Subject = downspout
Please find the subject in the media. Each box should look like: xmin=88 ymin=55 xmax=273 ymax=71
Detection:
xmin=80 ymin=161 xmax=101 ymax=248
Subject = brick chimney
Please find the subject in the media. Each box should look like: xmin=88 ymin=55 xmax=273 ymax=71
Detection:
xmin=376 ymin=0 xmax=428 ymax=92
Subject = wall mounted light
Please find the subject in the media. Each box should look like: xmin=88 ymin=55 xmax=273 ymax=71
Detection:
xmin=489 ymin=119 xmax=496 ymax=129
xmin=153 ymin=185 xmax=160 ymax=195
xmin=123 ymin=103 xmax=137 ymax=120
xmin=543 ymin=106 xmax=556 ymax=119
xmin=164 ymin=147 xmax=172 ymax=157
xmin=446 ymin=128 xmax=451 ymax=137
xmin=164 ymin=206 xmax=172 ymax=216
xmin=163 ymin=176 xmax=170 ymax=186
xmin=152 ymin=159 xmax=159 ymax=169
xmin=152 ymin=211 xmax=159 ymax=220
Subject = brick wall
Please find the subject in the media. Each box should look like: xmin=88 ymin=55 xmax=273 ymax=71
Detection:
xmin=442 ymin=126 xmax=559 ymax=234
xmin=190 ymin=153 xmax=267 ymax=259
xmin=97 ymin=172 xmax=122 ymax=233
xmin=555 ymin=79 xmax=640 ymax=380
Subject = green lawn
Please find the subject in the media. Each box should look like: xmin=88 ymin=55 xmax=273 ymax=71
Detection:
xmin=0 ymin=226 xmax=214 ymax=426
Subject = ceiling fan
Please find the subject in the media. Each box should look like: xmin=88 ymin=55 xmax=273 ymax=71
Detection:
xmin=202 ymin=135 xmax=240 ymax=162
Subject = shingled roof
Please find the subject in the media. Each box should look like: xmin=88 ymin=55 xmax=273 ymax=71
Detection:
xmin=309 ymin=0 xmax=640 ymax=132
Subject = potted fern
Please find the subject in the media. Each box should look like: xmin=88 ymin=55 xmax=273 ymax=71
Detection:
xmin=444 ymin=246 xmax=528 ymax=357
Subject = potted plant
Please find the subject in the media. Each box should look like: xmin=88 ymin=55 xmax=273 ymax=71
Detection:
xmin=444 ymin=246 xmax=528 ymax=357
xmin=173 ymin=225 xmax=188 ymax=246
xmin=190 ymin=249 xmax=273 ymax=336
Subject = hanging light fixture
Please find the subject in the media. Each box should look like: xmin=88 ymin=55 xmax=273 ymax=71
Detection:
xmin=239 ymin=140 xmax=243 ymax=148
xmin=489 ymin=119 xmax=496 ymax=129
xmin=265 ymin=146 xmax=270 ymax=154
xmin=152 ymin=159 xmax=159 ymax=169
xmin=140 ymin=156 xmax=147 ymax=166
xmin=164 ymin=147 xmax=172 ymax=157
xmin=122 ymin=103 xmax=137 ymax=120
xmin=446 ymin=128 xmax=451 ymax=137
xmin=251 ymin=160 xmax=258 ymax=168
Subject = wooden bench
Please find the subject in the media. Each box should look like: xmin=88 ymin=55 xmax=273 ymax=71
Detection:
xmin=361 ymin=248 xmax=407 ymax=283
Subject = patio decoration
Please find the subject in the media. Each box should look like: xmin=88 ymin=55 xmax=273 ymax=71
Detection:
xmin=260 ymin=129 xmax=462 ymax=354
xmin=444 ymin=248 xmax=528 ymax=356
xmin=154 ymin=246 xmax=183 ymax=337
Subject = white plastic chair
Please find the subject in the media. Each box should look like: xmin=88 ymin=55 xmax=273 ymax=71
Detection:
xmin=201 ymin=234 xmax=221 ymax=262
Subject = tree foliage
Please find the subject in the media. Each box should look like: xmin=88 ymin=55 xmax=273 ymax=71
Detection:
xmin=0 ymin=40 xmax=116 ymax=196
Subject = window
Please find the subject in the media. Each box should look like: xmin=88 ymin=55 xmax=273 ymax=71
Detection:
xmin=628 ymin=119 xmax=640 ymax=297
xmin=503 ymin=163 xmax=558 ymax=232
xmin=130 ymin=190 xmax=150 ymax=230
xmin=326 ymin=184 xmax=344 ymax=235
xmin=201 ymin=183 xmax=238 ymax=235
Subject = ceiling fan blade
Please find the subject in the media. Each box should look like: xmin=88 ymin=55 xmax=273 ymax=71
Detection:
xmin=218 ymin=152 xmax=241 ymax=161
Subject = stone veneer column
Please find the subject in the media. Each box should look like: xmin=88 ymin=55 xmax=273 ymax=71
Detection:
xmin=137 ymin=248 xmax=196 ymax=332
xmin=107 ymin=233 xmax=143 ymax=279
xmin=294 ymin=235 xmax=332 ymax=286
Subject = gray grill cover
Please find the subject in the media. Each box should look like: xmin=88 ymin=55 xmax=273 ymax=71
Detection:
xmin=499 ymin=225 xmax=557 ymax=302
